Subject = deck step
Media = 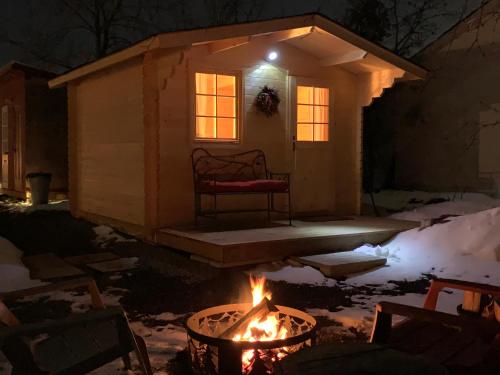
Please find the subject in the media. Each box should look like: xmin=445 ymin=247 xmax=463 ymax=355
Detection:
xmin=292 ymin=252 xmax=387 ymax=278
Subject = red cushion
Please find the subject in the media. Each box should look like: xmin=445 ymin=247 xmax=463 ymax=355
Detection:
xmin=199 ymin=179 xmax=288 ymax=193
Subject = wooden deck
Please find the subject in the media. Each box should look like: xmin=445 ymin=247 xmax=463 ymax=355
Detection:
xmin=156 ymin=217 xmax=417 ymax=268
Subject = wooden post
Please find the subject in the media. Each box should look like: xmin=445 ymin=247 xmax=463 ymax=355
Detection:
xmin=143 ymin=51 xmax=160 ymax=239
xmin=369 ymin=304 xmax=392 ymax=344
xmin=67 ymin=83 xmax=80 ymax=217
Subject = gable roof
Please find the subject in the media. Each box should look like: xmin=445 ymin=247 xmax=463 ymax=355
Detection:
xmin=0 ymin=61 xmax=57 ymax=80
xmin=49 ymin=13 xmax=427 ymax=88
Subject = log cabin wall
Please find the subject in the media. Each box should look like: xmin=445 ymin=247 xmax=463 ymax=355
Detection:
xmin=69 ymin=58 xmax=145 ymax=228
xmin=156 ymin=40 xmax=361 ymax=227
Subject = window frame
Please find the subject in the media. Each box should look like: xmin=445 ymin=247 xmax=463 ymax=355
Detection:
xmin=191 ymin=69 xmax=242 ymax=144
xmin=295 ymin=84 xmax=331 ymax=143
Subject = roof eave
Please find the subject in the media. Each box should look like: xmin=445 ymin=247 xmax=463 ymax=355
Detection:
xmin=49 ymin=13 xmax=427 ymax=88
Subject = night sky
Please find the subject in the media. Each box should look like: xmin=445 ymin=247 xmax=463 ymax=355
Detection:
xmin=0 ymin=0 xmax=483 ymax=70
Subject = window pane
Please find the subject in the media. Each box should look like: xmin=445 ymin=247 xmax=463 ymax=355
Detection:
xmin=196 ymin=73 xmax=216 ymax=95
xmin=217 ymin=118 xmax=236 ymax=139
xmin=297 ymin=86 xmax=313 ymax=105
xmin=314 ymin=123 xmax=328 ymax=141
xmin=196 ymin=117 xmax=216 ymax=138
xmin=217 ymin=75 xmax=235 ymax=96
xmin=297 ymin=105 xmax=313 ymax=123
xmin=314 ymin=87 xmax=329 ymax=105
xmin=196 ymin=95 xmax=216 ymax=117
xmin=314 ymin=105 xmax=328 ymax=124
xmin=217 ymin=96 xmax=236 ymax=118
xmin=297 ymin=123 xmax=314 ymax=141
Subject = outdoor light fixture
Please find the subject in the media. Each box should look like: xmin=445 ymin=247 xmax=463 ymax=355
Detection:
xmin=267 ymin=50 xmax=278 ymax=61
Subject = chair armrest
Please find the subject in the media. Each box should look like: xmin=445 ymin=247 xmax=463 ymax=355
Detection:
xmin=0 ymin=277 xmax=105 ymax=310
xmin=424 ymin=278 xmax=500 ymax=310
xmin=0 ymin=307 xmax=125 ymax=346
xmin=370 ymin=301 xmax=500 ymax=344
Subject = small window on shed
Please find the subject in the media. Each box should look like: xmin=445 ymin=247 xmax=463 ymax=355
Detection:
xmin=195 ymin=72 xmax=238 ymax=140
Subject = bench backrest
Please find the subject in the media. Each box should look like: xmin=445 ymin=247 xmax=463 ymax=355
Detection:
xmin=191 ymin=148 xmax=268 ymax=183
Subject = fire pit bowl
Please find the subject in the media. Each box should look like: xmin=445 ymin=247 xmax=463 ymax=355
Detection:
xmin=187 ymin=302 xmax=316 ymax=375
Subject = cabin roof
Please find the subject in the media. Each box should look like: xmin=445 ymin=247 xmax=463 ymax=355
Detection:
xmin=49 ymin=13 xmax=428 ymax=88
xmin=0 ymin=61 xmax=57 ymax=80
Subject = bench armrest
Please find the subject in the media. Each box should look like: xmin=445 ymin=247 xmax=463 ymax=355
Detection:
xmin=0 ymin=307 xmax=125 ymax=346
xmin=424 ymin=278 xmax=500 ymax=310
xmin=0 ymin=277 xmax=105 ymax=310
xmin=370 ymin=301 xmax=500 ymax=344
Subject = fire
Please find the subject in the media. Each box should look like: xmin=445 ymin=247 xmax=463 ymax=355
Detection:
xmin=232 ymin=275 xmax=288 ymax=371
xmin=249 ymin=275 xmax=272 ymax=307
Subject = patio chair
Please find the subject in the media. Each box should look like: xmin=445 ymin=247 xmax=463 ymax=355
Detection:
xmin=370 ymin=278 xmax=500 ymax=373
xmin=0 ymin=277 xmax=153 ymax=375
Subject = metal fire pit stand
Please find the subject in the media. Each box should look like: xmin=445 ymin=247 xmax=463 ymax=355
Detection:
xmin=186 ymin=303 xmax=317 ymax=375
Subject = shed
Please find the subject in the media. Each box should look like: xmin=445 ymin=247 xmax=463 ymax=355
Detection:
xmin=49 ymin=14 xmax=426 ymax=240
xmin=0 ymin=61 xmax=68 ymax=199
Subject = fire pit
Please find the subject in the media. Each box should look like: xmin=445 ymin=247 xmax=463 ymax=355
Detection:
xmin=187 ymin=277 xmax=316 ymax=375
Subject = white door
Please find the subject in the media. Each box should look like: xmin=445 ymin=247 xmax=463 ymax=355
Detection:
xmin=289 ymin=77 xmax=335 ymax=215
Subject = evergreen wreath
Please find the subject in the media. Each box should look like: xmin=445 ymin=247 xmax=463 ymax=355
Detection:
xmin=255 ymin=85 xmax=280 ymax=117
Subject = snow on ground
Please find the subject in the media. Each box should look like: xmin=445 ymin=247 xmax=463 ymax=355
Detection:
xmin=0 ymin=236 xmax=44 ymax=292
xmin=365 ymin=189 xmax=500 ymax=214
xmin=93 ymin=225 xmax=137 ymax=248
xmin=264 ymin=196 xmax=500 ymax=337
xmin=0 ymin=199 xmax=70 ymax=213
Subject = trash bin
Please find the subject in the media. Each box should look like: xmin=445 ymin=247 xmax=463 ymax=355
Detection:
xmin=26 ymin=172 xmax=52 ymax=206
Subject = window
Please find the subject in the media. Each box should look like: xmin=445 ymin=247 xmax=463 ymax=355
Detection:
xmin=195 ymin=72 xmax=238 ymax=140
xmin=296 ymin=85 xmax=329 ymax=142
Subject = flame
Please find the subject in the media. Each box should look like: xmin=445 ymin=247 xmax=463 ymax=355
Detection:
xmin=250 ymin=275 xmax=272 ymax=307
xmin=232 ymin=275 xmax=288 ymax=372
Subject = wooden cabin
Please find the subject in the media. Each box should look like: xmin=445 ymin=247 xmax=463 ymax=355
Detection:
xmin=49 ymin=14 xmax=426 ymax=241
xmin=0 ymin=62 xmax=67 ymax=199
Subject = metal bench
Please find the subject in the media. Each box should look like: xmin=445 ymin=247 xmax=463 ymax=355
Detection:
xmin=191 ymin=148 xmax=292 ymax=225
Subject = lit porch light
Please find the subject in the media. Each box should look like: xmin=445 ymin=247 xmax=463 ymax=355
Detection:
xmin=266 ymin=50 xmax=278 ymax=62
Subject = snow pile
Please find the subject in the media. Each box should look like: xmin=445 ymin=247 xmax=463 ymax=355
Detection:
xmin=365 ymin=189 xmax=500 ymax=214
xmin=93 ymin=225 xmax=137 ymax=248
xmin=0 ymin=237 xmax=44 ymax=293
xmin=263 ymin=197 xmax=500 ymax=336
xmin=352 ymin=206 xmax=500 ymax=286
xmin=390 ymin=194 xmax=500 ymax=222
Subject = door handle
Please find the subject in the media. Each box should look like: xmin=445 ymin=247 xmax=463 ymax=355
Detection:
xmin=292 ymin=135 xmax=296 ymax=152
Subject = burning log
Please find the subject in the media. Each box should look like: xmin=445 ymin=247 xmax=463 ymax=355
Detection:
xmin=219 ymin=297 xmax=278 ymax=339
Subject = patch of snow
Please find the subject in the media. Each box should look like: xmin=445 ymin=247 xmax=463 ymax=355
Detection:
xmin=365 ymin=189 xmax=499 ymax=213
xmin=262 ymin=199 xmax=500 ymax=337
xmin=1 ymin=200 xmax=69 ymax=213
xmin=0 ymin=236 xmax=44 ymax=292
xmin=93 ymin=225 xmax=137 ymax=248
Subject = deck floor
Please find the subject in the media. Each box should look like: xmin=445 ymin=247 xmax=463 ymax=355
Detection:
xmin=156 ymin=217 xmax=417 ymax=267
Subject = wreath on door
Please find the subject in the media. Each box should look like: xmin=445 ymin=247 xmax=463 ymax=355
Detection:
xmin=255 ymin=86 xmax=280 ymax=117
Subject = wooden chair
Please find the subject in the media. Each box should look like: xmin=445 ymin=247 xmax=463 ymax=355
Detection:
xmin=370 ymin=278 xmax=500 ymax=374
xmin=0 ymin=277 xmax=153 ymax=375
